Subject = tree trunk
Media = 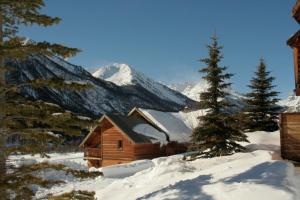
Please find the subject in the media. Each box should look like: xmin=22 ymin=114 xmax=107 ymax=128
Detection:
xmin=0 ymin=8 xmax=8 ymax=199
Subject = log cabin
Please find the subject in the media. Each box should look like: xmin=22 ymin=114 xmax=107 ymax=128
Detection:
xmin=280 ymin=0 xmax=300 ymax=161
xmin=80 ymin=108 xmax=191 ymax=168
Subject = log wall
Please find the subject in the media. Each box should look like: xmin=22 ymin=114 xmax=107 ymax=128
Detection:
xmin=280 ymin=113 xmax=300 ymax=161
xmin=101 ymin=118 xmax=135 ymax=162
xmin=84 ymin=116 xmax=190 ymax=168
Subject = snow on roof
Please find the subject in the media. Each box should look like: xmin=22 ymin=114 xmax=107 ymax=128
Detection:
xmin=138 ymin=108 xmax=204 ymax=143
xmin=133 ymin=124 xmax=167 ymax=145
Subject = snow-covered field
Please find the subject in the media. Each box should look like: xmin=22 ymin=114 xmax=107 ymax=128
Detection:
xmin=7 ymin=131 xmax=300 ymax=200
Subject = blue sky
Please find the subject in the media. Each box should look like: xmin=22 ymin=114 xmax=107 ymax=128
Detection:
xmin=20 ymin=0 xmax=297 ymax=97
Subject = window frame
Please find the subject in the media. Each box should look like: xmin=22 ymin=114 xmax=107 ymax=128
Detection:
xmin=117 ymin=140 xmax=123 ymax=150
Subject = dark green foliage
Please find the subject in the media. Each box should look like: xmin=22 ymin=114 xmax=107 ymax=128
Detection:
xmin=190 ymin=35 xmax=248 ymax=157
xmin=48 ymin=190 xmax=96 ymax=200
xmin=244 ymin=58 xmax=280 ymax=132
xmin=4 ymin=93 xmax=95 ymax=148
xmin=0 ymin=1 xmax=91 ymax=199
xmin=0 ymin=0 xmax=80 ymax=60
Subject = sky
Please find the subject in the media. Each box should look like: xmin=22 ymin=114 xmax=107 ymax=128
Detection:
xmin=20 ymin=0 xmax=298 ymax=98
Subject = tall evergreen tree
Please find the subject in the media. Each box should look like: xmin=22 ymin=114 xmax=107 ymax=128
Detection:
xmin=191 ymin=35 xmax=248 ymax=157
xmin=244 ymin=58 xmax=280 ymax=132
xmin=0 ymin=1 xmax=93 ymax=198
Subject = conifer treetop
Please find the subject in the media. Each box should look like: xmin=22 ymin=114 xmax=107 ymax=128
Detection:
xmin=244 ymin=58 xmax=280 ymax=132
xmin=199 ymin=35 xmax=233 ymax=113
xmin=0 ymin=0 xmax=80 ymax=59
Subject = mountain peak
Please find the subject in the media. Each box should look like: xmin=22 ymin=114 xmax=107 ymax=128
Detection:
xmin=92 ymin=63 xmax=194 ymax=105
xmin=92 ymin=63 xmax=136 ymax=86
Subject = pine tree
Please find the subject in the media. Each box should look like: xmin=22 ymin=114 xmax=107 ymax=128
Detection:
xmin=244 ymin=58 xmax=280 ymax=132
xmin=0 ymin=1 xmax=93 ymax=198
xmin=190 ymin=35 xmax=248 ymax=157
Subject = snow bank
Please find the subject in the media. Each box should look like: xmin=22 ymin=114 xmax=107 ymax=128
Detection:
xmin=99 ymin=160 xmax=154 ymax=178
xmin=243 ymin=131 xmax=280 ymax=153
xmin=8 ymin=152 xmax=86 ymax=171
xmin=97 ymin=151 xmax=297 ymax=200
xmin=8 ymin=131 xmax=300 ymax=200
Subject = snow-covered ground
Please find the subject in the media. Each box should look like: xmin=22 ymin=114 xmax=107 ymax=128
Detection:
xmin=7 ymin=131 xmax=300 ymax=200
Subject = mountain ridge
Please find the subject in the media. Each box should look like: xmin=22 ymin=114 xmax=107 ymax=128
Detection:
xmin=92 ymin=63 xmax=192 ymax=105
xmin=6 ymin=55 xmax=195 ymax=118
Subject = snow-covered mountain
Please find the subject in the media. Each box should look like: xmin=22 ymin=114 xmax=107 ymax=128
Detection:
xmin=6 ymin=56 xmax=195 ymax=118
xmin=93 ymin=63 xmax=192 ymax=105
xmin=93 ymin=63 xmax=134 ymax=86
xmin=171 ymin=80 xmax=246 ymax=110
xmin=278 ymin=94 xmax=300 ymax=112
xmin=172 ymin=80 xmax=299 ymax=113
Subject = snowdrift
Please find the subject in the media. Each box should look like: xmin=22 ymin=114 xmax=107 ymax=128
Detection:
xmin=7 ymin=131 xmax=300 ymax=200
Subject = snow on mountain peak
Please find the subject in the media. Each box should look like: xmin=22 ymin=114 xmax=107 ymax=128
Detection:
xmin=92 ymin=63 xmax=136 ymax=86
xmin=92 ymin=63 xmax=193 ymax=105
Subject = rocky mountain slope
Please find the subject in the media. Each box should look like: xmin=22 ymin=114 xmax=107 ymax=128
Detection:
xmin=6 ymin=55 xmax=195 ymax=118
xmin=93 ymin=63 xmax=190 ymax=105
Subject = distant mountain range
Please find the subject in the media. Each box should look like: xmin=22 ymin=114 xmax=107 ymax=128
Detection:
xmin=170 ymin=80 xmax=246 ymax=110
xmin=92 ymin=63 xmax=192 ymax=106
xmin=6 ymin=55 xmax=195 ymax=118
xmin=6 ymin=55 xmax=299 ymax=118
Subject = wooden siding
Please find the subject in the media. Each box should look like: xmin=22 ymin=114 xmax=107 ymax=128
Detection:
xmin=101 ymin=118 xmax=135 ymax=161
xmin=84 ymin=147 xmax=101 ymax=158
xmin=102 ymin=159 xmax=132 ymax=167
xmin=84 ymin=129 xmax=101 ymax=148
xmin=133 ymin=143 xmax=164 ymax=159
xmin=280 ymin=113 xmax=300 ymax=161
xmin=83 ymin=115 xmax=190 ymax=168
xmin=293 ymin=47 xmax=300 ymax=96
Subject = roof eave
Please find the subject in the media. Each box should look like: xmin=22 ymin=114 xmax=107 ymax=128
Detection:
xmin=287 ymin=30 xmax=300 ymax=48
xmin=293 ymin=1 xmax=300 ymax=24
xmin=79 ymin=115 xmax=106 ymax=147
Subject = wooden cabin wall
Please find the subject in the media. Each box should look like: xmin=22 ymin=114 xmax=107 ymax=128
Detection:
xmin=280 ymin=113 xmax=300 ymax=161
xmin=293 ymin=47 xmax=300 ymax=96
xmin=133 ymin=143 xmax=164 ymax=159
xmin=101 ymin=118 xmax=135 ymax=166
xmin=85 ymin=129 xmax=101 ymax=148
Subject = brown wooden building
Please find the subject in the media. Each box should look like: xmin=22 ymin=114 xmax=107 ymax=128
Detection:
xmin=80 ymin=108 xmax=189 ymax=168
xmin=280 ymin=0 xmax=300 ymax=161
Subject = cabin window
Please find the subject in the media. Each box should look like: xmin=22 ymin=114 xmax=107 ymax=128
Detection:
xmin=117 ymin=140 xmax=123 ymax=150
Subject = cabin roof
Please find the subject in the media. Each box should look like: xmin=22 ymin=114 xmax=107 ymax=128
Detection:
xmin=106 ymin=114 xmax=157 ymax=143
xmin=128 ymin=107 xmax=194 ymax=143
xmin=287 ymin=29 xmax=300 ymax=47
xmin=80 ymin=114 xmax=167 ymax=147
xmin=128 ymin=107 xmax=167 ymax=133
